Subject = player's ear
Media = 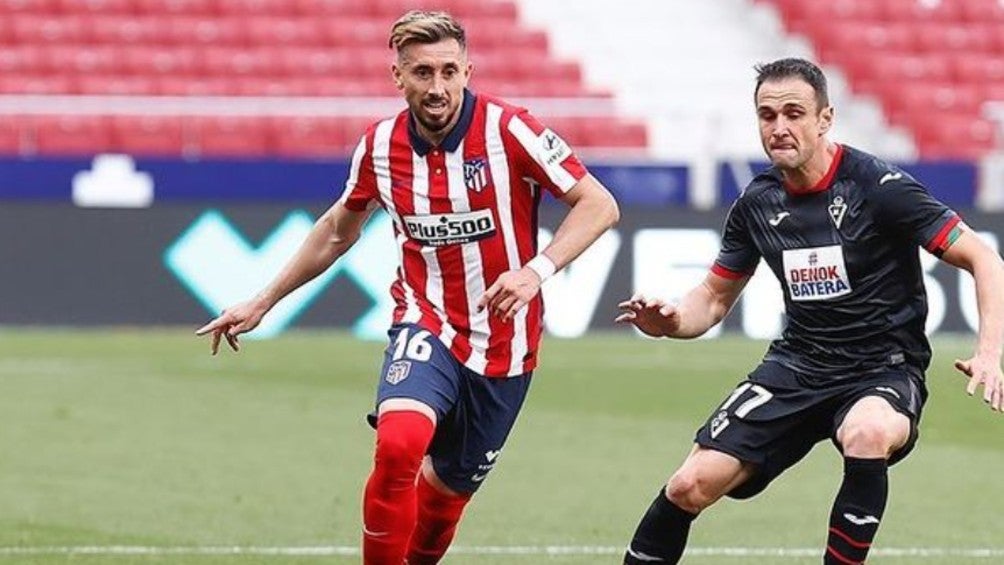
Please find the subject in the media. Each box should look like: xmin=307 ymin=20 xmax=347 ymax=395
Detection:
xmin=391 ymin=63 xmax=404 ymax=90
xmin=818 ymin=105 xmax=834 ymax=136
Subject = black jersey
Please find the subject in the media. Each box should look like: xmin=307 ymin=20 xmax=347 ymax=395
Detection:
xmin=714 ymin=145 xmax=960 ymax=382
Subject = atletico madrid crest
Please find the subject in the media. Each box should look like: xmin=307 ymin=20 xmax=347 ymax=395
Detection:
xmin=463 ymin=157 xmax=490 ymax=193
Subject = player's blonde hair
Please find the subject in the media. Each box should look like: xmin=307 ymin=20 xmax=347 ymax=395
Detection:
xmin=388 ymin=10 xmax=466 ymax=53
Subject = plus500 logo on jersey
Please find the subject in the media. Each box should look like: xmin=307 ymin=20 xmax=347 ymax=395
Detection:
xmin=403 ymin=209 xmax=497 ymax=247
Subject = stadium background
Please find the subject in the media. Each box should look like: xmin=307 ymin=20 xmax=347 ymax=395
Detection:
xmin=2 ymin=0 xmax=1003 ymax=563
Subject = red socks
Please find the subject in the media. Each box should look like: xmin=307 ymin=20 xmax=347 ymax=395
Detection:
xmin=362 ymin=411 xmax=435 ymax=565
xmin=406 ymin=472 xmax=472 ymax=565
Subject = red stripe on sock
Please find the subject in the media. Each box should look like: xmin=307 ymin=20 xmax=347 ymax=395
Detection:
xmin=826 ymin=545 xmax=863 ymax=565
xmin=828 ymin=526 xmax=872 ymax=549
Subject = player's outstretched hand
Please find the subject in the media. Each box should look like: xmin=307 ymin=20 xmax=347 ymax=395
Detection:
xmin=615 ymin=293 xmax=679 ymax=338
xmin=477 ymin=267 xmax=542 ymax=322
xmin=953 ymin=355 xmax=1004 ymax=412
xmin=195 ymin=299 xmax=268 ymax=355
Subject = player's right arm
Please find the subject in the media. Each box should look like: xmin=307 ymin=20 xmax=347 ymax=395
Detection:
xmin=615 ymin=272 xmax=749 ymax=339
xmin=195 ymin=200 xmax=373 ymax=355
xmin=196 ymin=201 xmax=374 ymax=355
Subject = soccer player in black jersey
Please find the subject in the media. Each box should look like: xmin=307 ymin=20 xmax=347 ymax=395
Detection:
xmin=617 ymin=58 xmax=1004 ymax=564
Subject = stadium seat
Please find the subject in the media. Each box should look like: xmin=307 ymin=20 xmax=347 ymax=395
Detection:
xmin=77 ymin=74 xmax=157 ymax=95
xmin=0 ymin=46 xmax=44 ymax=73
xmin=292 ymin=0 xmax=371 ymax=17
xmin=201 ymin=47 xmax=280 ymax=77
xmin=122 ymin=47 xmax=199 ymax=76
xmin=156 ymin=76 xmax=232 ymax=96
xmin=216 ymin=0 xmax=298 ymax=16
xmin=0 ymin=115 xmax=26 ymax=154
xmin=132 ymin=0 xmax=214 ymax=16
xmin=961 ymin=0 xmax=1004 ymax=22
xmin=57 ymin=0 xmax=134 ymax=15
xmin=11 ymin=14 xmax=88 ymax=42
xmin=913 ymin=116 xmax=997 ymax=160
xmin=245 ymin=17 xmax=325 ymax=47
xmin=881 ymin=0 xmax=963 ymax=22
xmin=0 ymin=73 xmax=73 ymax=94
xmin=914 ymin=23 xmax=994 ymax=53
xmin=165 ymin=16 xmax=244 ymax=45
xmin=271 ymin=116 xmax=353 ymax=158
xmin=42 ymin=45 xmax=121 ymax=74
xmin=111 ymin=115 xmax=187 ymax=156
xmin=90 ymin=16 xmax=162 ymax=45
xmin=32 ymin=115 xmax=115 ymax=155
xmin=189 ymin=116 xmax=270 ymax=157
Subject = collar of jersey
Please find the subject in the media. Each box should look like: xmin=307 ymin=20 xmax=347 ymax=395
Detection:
xmin=408 ymin=88 xmax=476 ymax=156
xmin=782 ymin=143 xmax=844 ymax=195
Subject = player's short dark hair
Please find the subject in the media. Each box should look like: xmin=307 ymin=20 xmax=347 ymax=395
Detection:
xmin=754 ymin=58 xmax=829 ymax=111
xmin=388 ymin=10 xmax=466 ymax=53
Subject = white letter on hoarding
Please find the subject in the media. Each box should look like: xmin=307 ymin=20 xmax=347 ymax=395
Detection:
xmin=538 ymin=229 xmax=621 ymax=338
xmin=632 ymin=229 xmax=723 ymax=338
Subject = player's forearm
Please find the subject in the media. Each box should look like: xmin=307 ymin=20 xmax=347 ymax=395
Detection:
xmin=256 ymin=212 xmax=358 ymax=309
xmin=539 ymin=186 xmax=619 ymax=270
xmin=669 ymin=281 xmax=731 ymax=339
xmin=971 ymin=250 xmax=1004 ymax=359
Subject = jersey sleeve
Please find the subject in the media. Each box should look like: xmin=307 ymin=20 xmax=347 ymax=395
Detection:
xmin=337 ymin=133 xmax=380 ymax=211
xmin=871 ymin=172 xmax=960 ymax=256
xmin=504 ymin=110 xmax=588 ymax=198
xmin=712 ymin=197 xmax=760 ymax=279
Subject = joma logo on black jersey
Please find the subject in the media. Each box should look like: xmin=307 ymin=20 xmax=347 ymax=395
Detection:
xmin=402 ymin=209 xmax=496 ymax=247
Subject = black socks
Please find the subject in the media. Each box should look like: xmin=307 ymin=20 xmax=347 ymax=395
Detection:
xmin=624 ymin=489 xmax=697 ymax=564
xmin=824 ymin=457 xmax=888 ymax=564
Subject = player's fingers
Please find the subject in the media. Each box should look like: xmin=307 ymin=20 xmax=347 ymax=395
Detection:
xmin=225 ymin=332 xmax=240 ymax=352
xmin=196 ymin=317 xmax=226 ymax=336
xmin=953 ymin=359 xmax=972 ymax=377
xmin=630 ymin=293 xmax=645 ymax=306
xmin=477 ymin=281 xmax=502 ymax=311
xmin=659 ymin=304 xmax=677 ymax=317
xmin=210 ymin=329 xmax=222 ymax=356
xmin=992 ymin=381 xmax=1003 ymax=412
xmin=503 ymin=298 xmax=526 ymax=321
xmin=494 ymin=295 xmax=518 ymax=319
xmin=966 ymin=373 xmax=980 ymax=396
xmin=615 ymin=312 xmax=637 ymax=324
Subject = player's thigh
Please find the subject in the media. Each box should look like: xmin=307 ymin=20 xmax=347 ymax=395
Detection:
xmin=427 ymin=369 xmax=532 ymax=494
xmin=373 ymin=324 xmax=463 ymax=424
xmin=695 ymin=363 xmax=835 ymax=499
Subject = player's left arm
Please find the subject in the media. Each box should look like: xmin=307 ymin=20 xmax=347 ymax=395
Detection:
xmin=478 ymin=174 xmax=619 ymax=320
xmin=939 ymin=224 xmax=1004 ymax=412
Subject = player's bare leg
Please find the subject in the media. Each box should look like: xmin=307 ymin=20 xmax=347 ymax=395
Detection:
xmin=405 ymin=460 xmax=471 ymax=564
xmin=824 ymin=396 xmax=911 ymax=565
xmin=624 ymin=445 xmax=756 ymax=564
xmin=363 ymin=400 xmax=437 ymax=565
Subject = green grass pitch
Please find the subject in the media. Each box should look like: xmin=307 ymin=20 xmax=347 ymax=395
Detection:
xmin=0 ymin=330 xmax=1001 ymax=564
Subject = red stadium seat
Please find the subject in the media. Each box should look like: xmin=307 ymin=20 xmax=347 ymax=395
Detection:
xmin=245 ymin=17 xmax=324 ymax=46
xmin=0 ymin=73 xmax=73 ymax=94
xmin=56 ymin=0 xmax=134 ymax=14
xmin=0 ymin=0 xmax=58 ymax=14
xmin=275 ymin=47 xmax=354 ymax=77
xmin=914 ymin=23 xmax=994 ymax=53
xmin=189 ymin=116 xmax=270 ymax=157
xmin=0 ymin=46 xmax=45 ymax=73
xmin=292 ymin=0 xmax=371 ymax=17
xmin=0 ymin=115 xmax=28 ymax=154
xmin=808 ymin=21 xmax=915 ymax=63
xmin=32 ymin=115 xmax=115 ymax=155
xmin=232 ymin=76 xmax=313 ymax=96
xmin=216 ymin=0 xmax=297 ymax=16
xmin=881 ymin=0 xmax=963 ymax=22
xmin=122 ymin=46 xmax=199 ymax=76
xmin=90 ymin=16 xmax=162 ymax=44
xmin=42 ymin=45 xmax=121 ymax=74
xmin=201 ymin=47 xmax=280 ymax=77
xmin=111 ymin=115 xmax=186 ymax=156
xmin=271 ymin=116 xmax=353 ymax=158
xmin=164 ymin=16 xmax=244 ymax=45
xmin=320 ymin=18 xmax=390 ymax=47
xmin=132 ymin=0 xmax=213 ymax=15
xmin=913 ymin=116 xmax=997 ymax=160
xmin=11 ymin=14 xmax=88 ymax=42
xmin=954 ymin=54 xmax=1004 ymax=86
xmin=156 ymin=76 xmax=232 ymax=95
xmin=883 ymin=82 xmax=983 ymax=126
xmin=961 ymin=0 xmax=1004 ymax=22
xmin=76 ymin=74 xmax=156 ymax=95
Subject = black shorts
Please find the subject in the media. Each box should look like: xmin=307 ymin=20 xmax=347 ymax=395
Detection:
xmin=694 ymin=361 xmax=928 ymax=500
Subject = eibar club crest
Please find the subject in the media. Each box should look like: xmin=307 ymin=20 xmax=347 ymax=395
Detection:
xmin=828 ymin=195 xmax=848 ymax=229
xmin=463 ymin=157 xmax=490 ymax=193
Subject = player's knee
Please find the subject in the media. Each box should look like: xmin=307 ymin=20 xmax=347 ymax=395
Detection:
xmin=666 ymin=470 xmax=715 ymax=513
xmin=839 ymin=420 xmax=900 ymax=458
xmin=373 ymin=412 xmax=434 ymax=477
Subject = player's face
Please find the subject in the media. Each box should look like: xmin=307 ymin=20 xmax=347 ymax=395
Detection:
xmin=756 ymin=78 xmax=833 ymax=170
xmin=393 ymin=39 xmax=472 ymax=139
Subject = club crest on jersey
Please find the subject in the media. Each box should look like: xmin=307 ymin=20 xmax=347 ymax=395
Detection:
xmin=782 ymin=245 xmax=852 ymax=301
xmin=385 ymin=360 xmax=411 ymax=385
xmin=463 ymin=157 xmax=491 ymax=193
xmin=828 ymin=196 xmax=848 ymax=229
xmin=710 ymin=410 xmax=730 ymax=439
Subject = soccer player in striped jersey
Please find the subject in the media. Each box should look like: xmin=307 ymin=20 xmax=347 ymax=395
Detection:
xmin=197 ymin=10 xmax=619 ymax=565
xmin=617 ymin=58 xmax=1004 ymax=564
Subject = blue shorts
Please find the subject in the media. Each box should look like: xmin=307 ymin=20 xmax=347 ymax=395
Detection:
xmin=372 ymin=323 xmax=532 ymax=494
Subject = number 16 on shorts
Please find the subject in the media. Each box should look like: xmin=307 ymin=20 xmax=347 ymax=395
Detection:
xmin=710 ymin=382 xmax=774 ymax=439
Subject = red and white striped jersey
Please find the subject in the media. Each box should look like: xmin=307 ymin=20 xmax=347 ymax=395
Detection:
xmin=339 ymin=90 xmax=588 ymax=377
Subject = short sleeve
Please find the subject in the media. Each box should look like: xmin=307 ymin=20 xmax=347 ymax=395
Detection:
xmin=712 ymin=197 xmax=760 ymax=279
xmin=870 ymin=172 xmax=959 ymax=256
xmin=505 ymin=110 xmax=588 ymax=197
xmin=338 ymin=133 xmax=379 ymax=211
